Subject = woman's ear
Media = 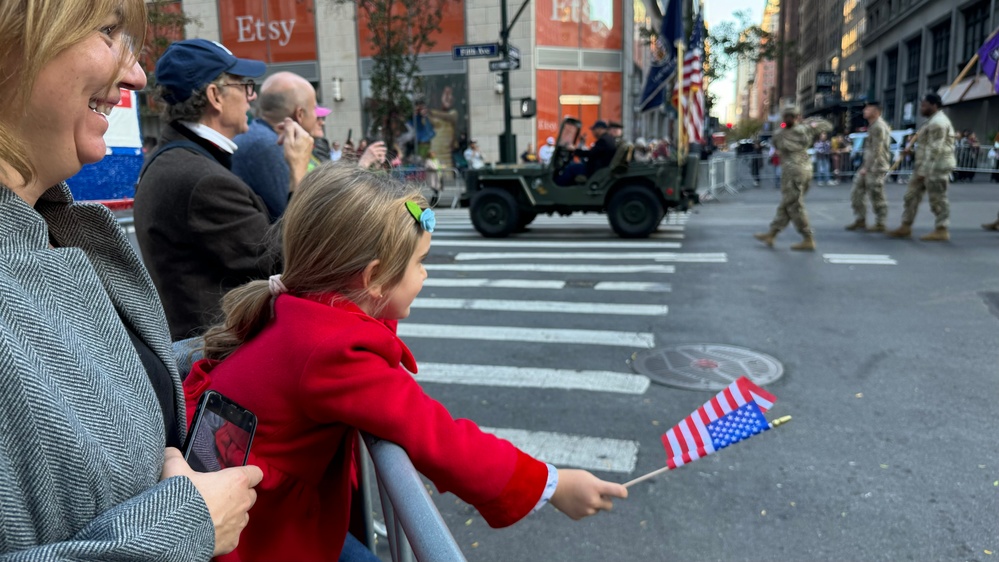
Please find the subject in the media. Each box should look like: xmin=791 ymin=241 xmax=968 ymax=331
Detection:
xmin=361 ymin=259 xmax=382 ymax=299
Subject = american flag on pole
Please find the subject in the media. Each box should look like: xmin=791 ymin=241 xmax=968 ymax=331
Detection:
xmin=671 ymin=14 xmax=705 ymax=145
xmin=661 ymin=377 xmax=776 ymax=470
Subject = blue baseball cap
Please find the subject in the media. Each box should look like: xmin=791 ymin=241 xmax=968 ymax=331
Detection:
xmin=155 ymin=39 xmax=267 ymax=104
xmin=591 ymin=120 xmax=608 ymax=130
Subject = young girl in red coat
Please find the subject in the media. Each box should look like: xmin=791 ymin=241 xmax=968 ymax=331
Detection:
xmin=184 ymin=164 xmax=628 ymax=561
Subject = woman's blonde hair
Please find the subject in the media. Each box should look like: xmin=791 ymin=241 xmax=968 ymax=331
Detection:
xmin=0 ymin=0 xmax=146 ymax=186
xmin=203 ymin=163 xmax=428 ymax=361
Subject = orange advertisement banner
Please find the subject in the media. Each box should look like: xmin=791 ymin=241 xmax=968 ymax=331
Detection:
xmin=219 ymin=0 xmax=317 ymax=63
xmin=356 ymin=0 xmax=465 ymax=58
xmin=536 ymin=0 xmax=622 ymax=49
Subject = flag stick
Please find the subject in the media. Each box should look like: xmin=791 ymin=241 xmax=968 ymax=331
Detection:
xmin=676 ymin=39 xmax=685 ymax=162
xmin=622 ymin=415 xmax=793 ymax=488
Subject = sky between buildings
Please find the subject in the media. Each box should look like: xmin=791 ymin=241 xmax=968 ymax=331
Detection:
xmin=705 ymin=0 xmax=765 ymax=120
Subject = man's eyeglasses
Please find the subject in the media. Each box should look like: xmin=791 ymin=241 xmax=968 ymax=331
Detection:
xmin=221 ymin=80 xmax=256 ymax=98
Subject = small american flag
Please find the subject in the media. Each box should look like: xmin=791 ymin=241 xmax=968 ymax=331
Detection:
xmin=662 ymin=377 xmax=776 ymax=469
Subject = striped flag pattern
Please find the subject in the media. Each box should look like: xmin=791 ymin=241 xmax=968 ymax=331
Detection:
xmin=661 ymin=377 xmax=777 ymax=469
xmin=671 ymin=14 xmax=705 ymax=145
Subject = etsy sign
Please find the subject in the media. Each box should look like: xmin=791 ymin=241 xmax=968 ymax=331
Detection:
xmin=220 ymin=0 xmax=317 ymax=63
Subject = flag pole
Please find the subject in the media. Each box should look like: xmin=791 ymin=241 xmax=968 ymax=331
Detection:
xmin=622 ymin=415 xmax=793 ymax=488
xmin=676 ymin=39 xmax=685 ymax=162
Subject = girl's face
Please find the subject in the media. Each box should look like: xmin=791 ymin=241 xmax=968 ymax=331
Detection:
xmin=20 ymin=14 xmax=145 ymax=187
xmin=381 ymin=231 xmax=431 ymax=320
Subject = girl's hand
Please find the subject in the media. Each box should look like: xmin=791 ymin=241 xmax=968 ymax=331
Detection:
xmin=161 ymin=447 xmax=263 ymax=555
xmin=550 ymin=469 xmax=628 ymax=520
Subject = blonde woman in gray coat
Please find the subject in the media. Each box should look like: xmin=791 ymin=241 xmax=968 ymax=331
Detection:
xmin=0 ymin=0 xmax=262 ymax=559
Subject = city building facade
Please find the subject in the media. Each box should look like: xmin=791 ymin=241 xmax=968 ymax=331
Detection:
xmin=170 ymin=0 xmax=700 ymax=164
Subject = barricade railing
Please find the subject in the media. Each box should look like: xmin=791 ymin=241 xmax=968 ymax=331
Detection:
xmin=390 ymin=166 xmax=466 ymax=209
xmin=170 ymin=338 xmax=467 ymax=562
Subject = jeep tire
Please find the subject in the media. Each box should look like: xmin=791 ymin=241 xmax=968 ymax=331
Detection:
xmin=607 ymin=186 xmax=663 ymax=238
xmin=471 ymin=188 xmax=520 ymax=238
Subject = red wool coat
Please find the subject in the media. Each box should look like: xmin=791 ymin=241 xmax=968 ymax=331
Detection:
xmin=183 ymin=294 xmax=548 ymax=561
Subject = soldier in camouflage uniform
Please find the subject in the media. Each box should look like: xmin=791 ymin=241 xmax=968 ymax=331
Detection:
xmin=754 ymin=108 xmax=833 ymax=251
xmin=845 ymin=101 xmax=891 ymax=232
xmin=887 ymin=93 xmax=956 ymax=241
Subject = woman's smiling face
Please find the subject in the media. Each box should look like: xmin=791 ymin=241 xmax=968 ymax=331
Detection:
xmin=19 ymin=14 xmax=146 ymax=186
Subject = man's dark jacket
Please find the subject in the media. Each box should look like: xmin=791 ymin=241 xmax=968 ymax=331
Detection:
xmin=577 ymin=132 xmax=618 ymax=176
xmin=134 ymin=123 xmax=277 ymax=340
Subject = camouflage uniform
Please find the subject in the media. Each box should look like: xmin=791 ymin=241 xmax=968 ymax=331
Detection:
xmin=769 ymin=118 xmax=834 ymax=236
xmin=851 ymin=117 xmax=891 ymax=225
xmin=901 ymin=110 xmax=955 ymax=228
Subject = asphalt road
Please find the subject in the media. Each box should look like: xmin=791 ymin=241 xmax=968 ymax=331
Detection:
xmin=394 ymin=176 xmax=999 ymax=562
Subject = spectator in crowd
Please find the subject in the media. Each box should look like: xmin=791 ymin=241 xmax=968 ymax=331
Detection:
xmin=134 ymin=39 xmax=313 ymax=340
xmin=0 ymin=5 xmax=261 ymax=559
xmin=230 ymin=71 xmax=317 ymax=221
xmin=608 ymin=121 xmax=624 ymax=143
xmin=813 ymin=132 xmax=832 ymax=185
xmin=539 ymin=136 xmax=556 ymax=165
xmin=990 ymin=132 xmax=999 ymax=183
xmin=330 ymin=140 xmax=343 ymax=162
xmin=521 ymin=142 xmax=539 ymax=163
xmin=633 ymin=138 xmax=652 ymax=162
xmin=556 ymin=120 xmax=616 ymax=185
xmin=886 ymin=93 xmax=956 ymax=241
xmin=183 ymin=164 xmax=628 ymax=561
xmin=425 ymin=150 xmax=443 ymax=206
xmin=309 ymin=105 xmax=332 ymax=172
xmin=464 ymin=139 xmax=486 ymax=169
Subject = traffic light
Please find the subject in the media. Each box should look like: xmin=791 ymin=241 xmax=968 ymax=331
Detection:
xmin=726 ymin=122 xmax=733 ymax=129
xmin=520 ymin=98 xmax=536 ymax=118
xmin=780 ymin=122 xmax=787 ymax=128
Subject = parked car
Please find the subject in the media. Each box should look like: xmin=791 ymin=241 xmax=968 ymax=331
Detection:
xmin=848 ymin=128 xmax=915 ymax=169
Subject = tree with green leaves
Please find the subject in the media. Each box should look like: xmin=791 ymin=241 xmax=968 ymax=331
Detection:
xmin=331 ymin=0 xmax=447 ymax=147
xmin=704 ymin=10 xmax=793 ymax=84
xmin=140 ymin=0 xmax=196 ymax=117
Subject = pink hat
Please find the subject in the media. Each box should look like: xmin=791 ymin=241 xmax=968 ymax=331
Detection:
xmin=316 ymin=106 xmax=332 ymax=117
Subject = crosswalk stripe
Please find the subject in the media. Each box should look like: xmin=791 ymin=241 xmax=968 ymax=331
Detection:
xmin=480 ymin=427 xmax=639 ymax=473
xmin=654 ymin=252 xmax=728 ymax=263
xmin=425 ymin=264 xmax=676 ymax=273
xmin=822 ymin=253 xmax=896 ymax=265
xmin=412 ymin=298 xmax=668 ymax=316
xmin=423 ymin=278 xmax=566 ymax=289
xmin=594 ymin=281 xmax=672 ymax=292
xmin=415 ymin=363 xmax=650 ymax=394
xmin=398 ymin=323 xmax=655 ymax=348
xmin=430 ymin=239 xmax=684 ymax=248
xmin=454 ymin=251 xmax=687 ymax=260
xmin=430 ymin=230 xmax=685 ymax=240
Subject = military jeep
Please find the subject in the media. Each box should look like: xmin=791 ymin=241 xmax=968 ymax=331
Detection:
xmin=460 ymin=117 xmax=700 ymax=238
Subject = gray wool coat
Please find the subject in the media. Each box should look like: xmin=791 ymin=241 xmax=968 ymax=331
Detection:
xmin=0 ymin=183 xmax=214 ymax=560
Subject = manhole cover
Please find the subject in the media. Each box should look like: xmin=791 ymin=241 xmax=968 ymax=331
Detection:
xmin=630 ymin=344 xmax=783 ymax=391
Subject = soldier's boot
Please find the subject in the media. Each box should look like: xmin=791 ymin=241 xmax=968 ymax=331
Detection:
xmin=790 ymin=236 xmax=816 ymax=251
xmin=844 ymin=218 xmax=866 ymax=231
xmin=886 ymin=223 xmax=912 ymax=238
xmin=753 ymin=229 xmax=778 ymax=248
xmin=866 ymin=222 xmax=886 ymax=233
xmin=919 ymin=227 xmax=950 ymax=241
xmin=982 ymin=220 xmax=999 ymax=231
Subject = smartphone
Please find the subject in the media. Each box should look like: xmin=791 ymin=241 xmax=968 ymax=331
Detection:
xmin=182 ymin=390 xmax=257 ymax=473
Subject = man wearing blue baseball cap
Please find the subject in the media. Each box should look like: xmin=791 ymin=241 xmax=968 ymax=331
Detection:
xmin=134 ymin=39 xmax=313 ymax=340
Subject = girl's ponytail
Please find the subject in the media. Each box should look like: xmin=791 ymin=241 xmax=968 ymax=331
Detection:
xmin=202 ymin=279 xmax=275 ymax=361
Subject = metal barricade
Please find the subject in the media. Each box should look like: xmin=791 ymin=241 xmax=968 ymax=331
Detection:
xmin=390 ymin=166 xmax=466 ymax=209
xmin=170 ymin=338 xmax=467 ymax=562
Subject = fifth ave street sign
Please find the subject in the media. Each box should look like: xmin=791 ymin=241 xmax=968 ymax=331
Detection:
xmin=452 ymin=43 xmax=500 ymax=59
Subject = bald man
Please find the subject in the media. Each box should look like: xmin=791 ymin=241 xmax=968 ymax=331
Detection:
xmin=232 ymin=72 xmax=387 ymax=220
xmin=230 ymin=72 xmax=319 ymax=220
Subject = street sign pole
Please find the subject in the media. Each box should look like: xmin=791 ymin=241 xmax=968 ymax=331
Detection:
xmin=500 ymin=0 xmax=513 ymax=164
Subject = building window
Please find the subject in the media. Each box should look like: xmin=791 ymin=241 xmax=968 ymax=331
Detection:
xmin=885 ymin=49 xmax=898 ymax=88
xmin=906 ymin=38 xmax=921 ymax=81
xmin=883 ymin=90 xmax=897 ymax=125
xmin=931 ymin=22 xmax=950 ymax=72
xmin=963 ymin=2 xmax=989 ymax=62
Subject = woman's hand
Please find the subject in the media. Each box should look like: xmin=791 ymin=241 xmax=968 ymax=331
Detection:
xmin=549 ymin=469 xmax=628 ymax=520
xmin=162 ymin=447 xmax=264 ymax=556
xmin=359 ymin=141 xmax=388 ymax=168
